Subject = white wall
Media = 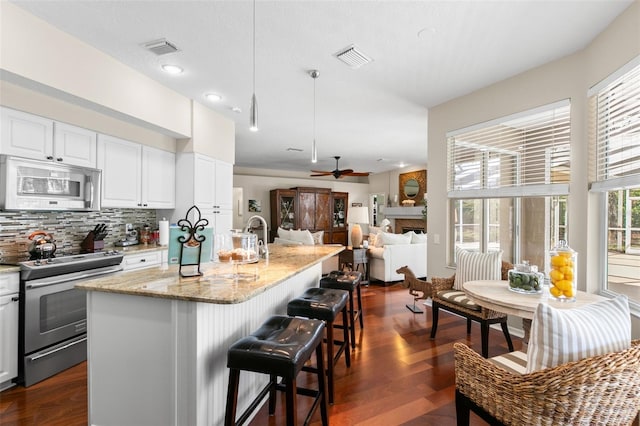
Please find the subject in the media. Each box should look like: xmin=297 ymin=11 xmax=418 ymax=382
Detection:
xmin=177 ymin=101 xmax=235 ymax=163
xmin=427 ymin=1 xmax=640 ymax=335
xmin=0 ymin=80 xmax=177 ymax=151
xmin=233 ymin=171 xmax=370 ymax=240
xmin=0 ymin=2 xmax=191 ymax=138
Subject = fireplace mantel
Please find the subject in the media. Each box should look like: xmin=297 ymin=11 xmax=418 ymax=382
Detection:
xmin=384 ymin=206 xmax=424 ymax=219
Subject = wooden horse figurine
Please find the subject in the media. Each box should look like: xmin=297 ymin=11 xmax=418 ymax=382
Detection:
xmin=396 ymin=266 xmax=431 ymax=314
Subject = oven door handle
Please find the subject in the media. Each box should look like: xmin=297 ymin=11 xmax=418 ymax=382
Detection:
xmin=25 ymin=265 xmax=123 ymax=288
xmin=28 ymin=336 xmax=87 ymax=362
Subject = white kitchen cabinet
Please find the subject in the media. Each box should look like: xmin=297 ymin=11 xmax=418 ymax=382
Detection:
xmin=174 ymin=153 xmax=232 ymax=233
xmin=0 ymin=107 xmax=97 ymax=168
xmin=142 ymin=146 xmax=175 ymax=209
xmin=0 ymin=273 xmax=19 ymax=391
xmin=98 ymin=135 xmax=175 ymax=209
xmin=53 ymin=122 xmax=97 ymax=168
xmin=1 ymin=107 xmax=53 ymax=160
xmin=121 ymin=250 xmax=166 ymax=271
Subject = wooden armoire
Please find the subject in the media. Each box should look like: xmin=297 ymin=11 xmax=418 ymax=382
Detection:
xmin=270 ymin=187 xmax=348 ymax=244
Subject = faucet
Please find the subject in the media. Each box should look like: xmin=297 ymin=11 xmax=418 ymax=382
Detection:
xmin=244 ymin=215 xmax=269 ymax=259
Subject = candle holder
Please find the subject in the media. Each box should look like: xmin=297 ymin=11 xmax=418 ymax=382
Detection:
xmin=177 ymin=205 xmax=209 ymax=277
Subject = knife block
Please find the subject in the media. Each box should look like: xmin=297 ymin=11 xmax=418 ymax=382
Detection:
xmin=81 ymin=232 xmax=104 ymax=253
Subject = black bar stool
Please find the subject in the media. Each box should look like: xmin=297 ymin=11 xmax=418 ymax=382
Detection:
xmin=320 ymin=270 xmax=363 ymax=349
xmin=287 ymin=287 xmax=350 ymax=404
xmin=224 ymin=315 xmax=328 ymax=426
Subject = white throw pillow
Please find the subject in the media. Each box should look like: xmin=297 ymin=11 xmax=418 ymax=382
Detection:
xmin=411 ymin=232 xmax=427 ymax=244
xmin=374 ymin=231 xmax=385 ymax=247
xmin=273 ymin=237 xmax=303 ymax=245
xmin=381 ymin=232 xmax=412 ymax=245
xmin=311 ymin=230 xmax=324 ymax=245
xmin=525 ymin=295 xmax=631 ymax=373
xmin=368 ymin=233 xmax=377 ymax=247
xmin=453 ymin=248 xmax=502 ymax=290
xmin=277 ymin=227 xmax=292 ymax=240
xmin=289 ymin=229 xmax=315 ymax=245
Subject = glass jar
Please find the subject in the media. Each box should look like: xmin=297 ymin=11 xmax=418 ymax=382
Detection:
xmin=548 ymin=240 xmax=577 ymax=302
xmin=508 ymin=261 xmax=544 ymax=294
xmin=139 ymin=225 xmax=151 ymax=245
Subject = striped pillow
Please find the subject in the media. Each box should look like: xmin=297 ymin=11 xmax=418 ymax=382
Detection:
xmin=436 ymin=290 xmax=481 ymax=311
xmin=489 ymin=350 xmax=528 ymax=375
xmin=525 ymin=295 xmax=631 ymax=373
xmin=453 ymin=249 xmax=503 ymax=290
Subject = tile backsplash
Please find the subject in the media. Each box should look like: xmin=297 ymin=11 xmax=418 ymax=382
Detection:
xmin=0 ymin=209 xmax=158 ymax=263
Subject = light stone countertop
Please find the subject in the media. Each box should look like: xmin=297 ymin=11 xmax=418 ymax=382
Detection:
xmin=76 ymin=244 xmax=344 ymax=304
xmin=111 ymin=244 xmax=168 ymax=255
xmin=0 ymin=265 xmax=20 ymax=274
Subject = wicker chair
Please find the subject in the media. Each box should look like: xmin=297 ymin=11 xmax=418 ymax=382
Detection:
xmin=454 ymin=340 xmax=640 ymax=426
xmin=430 ymin=261 xmax=514 ymax=358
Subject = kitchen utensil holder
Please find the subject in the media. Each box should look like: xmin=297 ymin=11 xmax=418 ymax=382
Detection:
xmin=177 ymin=205 xmax=209 ymax=278
xmin=81 ymin=232 xmax=104 ymax=253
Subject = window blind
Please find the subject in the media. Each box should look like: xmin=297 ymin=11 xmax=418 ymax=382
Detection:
xmin=447 ymin=101 xmax=571 ymax=199
xmin=590 ymin=58 xmax=640 ymax=192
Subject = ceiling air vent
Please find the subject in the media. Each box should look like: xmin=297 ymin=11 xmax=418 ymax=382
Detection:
xmin=334 ymin=44 xmax=373 ymax=69
xmin=143 ymin=39 xmax=180 ymax=55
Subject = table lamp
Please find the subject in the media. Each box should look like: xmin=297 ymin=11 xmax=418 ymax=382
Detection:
xmin=348 ymin=206 xmax=369 ymax=248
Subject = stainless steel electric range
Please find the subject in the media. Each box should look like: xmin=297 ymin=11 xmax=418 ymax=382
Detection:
xmin=18 ymin=251 xmax=123 ymax=386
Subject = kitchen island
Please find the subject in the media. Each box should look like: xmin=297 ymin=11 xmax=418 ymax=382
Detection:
xmin=76 ymin=244 xmax=343 ymax=426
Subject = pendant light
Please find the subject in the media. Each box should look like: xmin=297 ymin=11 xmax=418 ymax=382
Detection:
xmin=310 ymin=69 xmax=319 ymax=163
xmin=249 ymin=0 xmax=258 ymax=132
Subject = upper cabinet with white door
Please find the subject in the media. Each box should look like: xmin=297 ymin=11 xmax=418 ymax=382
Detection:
xmin=98 ymin=134 xmax=175 ymax=209
xmin=174 ymin=152 xmax=232 ymax=232
xmin=0 ymin=107 xmax=97 ymax=168
xmin=141 ymin=145 xmax=175 ymax=209
xmin=53 ymin=122 xmax=97 ymax=168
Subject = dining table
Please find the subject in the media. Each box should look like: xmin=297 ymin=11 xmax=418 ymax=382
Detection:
xmin=463 ymin=280 xmax=607 ymax=344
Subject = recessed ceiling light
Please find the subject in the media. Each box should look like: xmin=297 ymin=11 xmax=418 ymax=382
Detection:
xmin=230 ymin=107 xmax=242 ymax=113
xmin=161 ymin=64 xmax=183 ymax=74
xmin=205 ymin=93 xmax=222 ymax=102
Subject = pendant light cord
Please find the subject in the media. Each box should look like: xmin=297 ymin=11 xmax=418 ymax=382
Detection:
xmin=252 ymin=0 xmax=256 ymax=93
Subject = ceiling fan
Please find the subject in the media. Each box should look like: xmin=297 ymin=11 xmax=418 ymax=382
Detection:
xmin=310 ymin=156 xmax=370 ymax=179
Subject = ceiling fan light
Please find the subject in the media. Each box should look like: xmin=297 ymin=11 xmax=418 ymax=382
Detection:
xmin=249 ymin=93 xmax=258 ymax=132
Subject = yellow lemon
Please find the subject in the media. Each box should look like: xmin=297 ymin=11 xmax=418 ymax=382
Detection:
xmin=549 ymin=269 xmax=564 ymax=282
xmin=550 ymin=286 xmax=563 ymax=297
xmin=559 ymin=251 xmax=573 ymax=258
xmin=551 ymin=255 xmax=567 ymax=267
xmin=556 ymin=280 xmax=572 ymax=291
xmin=563 ymin=288 xmax=574 ymax=298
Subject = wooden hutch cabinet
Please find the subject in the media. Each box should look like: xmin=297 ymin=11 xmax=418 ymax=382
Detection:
xmin=331 ymin=192 xmax=348 ymax=245
xmin=269 ymin=187 xmax=348 ymax=244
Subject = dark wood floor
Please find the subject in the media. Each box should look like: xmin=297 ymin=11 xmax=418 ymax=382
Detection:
xmin=0 ymin=283 xmax=520 ymax=426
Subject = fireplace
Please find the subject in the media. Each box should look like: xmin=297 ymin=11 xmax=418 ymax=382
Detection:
xmin=395 ymin=218 xmax=426 ymax=234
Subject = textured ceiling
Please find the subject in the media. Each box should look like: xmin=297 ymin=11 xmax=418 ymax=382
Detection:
xmin=10 ymin=0 xmax=633 ymax=174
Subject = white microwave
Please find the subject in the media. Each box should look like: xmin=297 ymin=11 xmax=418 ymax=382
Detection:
xmin=0 ymin=155 xmax=101 ymax=211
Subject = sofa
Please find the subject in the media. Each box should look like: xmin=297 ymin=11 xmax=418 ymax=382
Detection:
xmin=368 ymin=231 xmax=427 ymax=282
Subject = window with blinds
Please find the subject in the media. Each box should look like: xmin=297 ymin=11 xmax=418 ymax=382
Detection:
xmin=447 ymin=100 xmax=571 ymax=199
xmin=590 ymin=59 xmax=640 ymax=189
xmin=591 ymin=57 xmax=640 ymax=307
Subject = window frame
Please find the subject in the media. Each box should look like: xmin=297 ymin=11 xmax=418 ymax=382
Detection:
xmin=589 ymin=55 xmax=640 ymax=312
xmin=447 ymin=100 xmax=571 ymax=266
